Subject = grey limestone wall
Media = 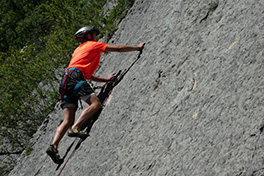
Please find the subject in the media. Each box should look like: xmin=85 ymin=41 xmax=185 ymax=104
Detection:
xmin=9 ymin=0 xmax=264 ymax=175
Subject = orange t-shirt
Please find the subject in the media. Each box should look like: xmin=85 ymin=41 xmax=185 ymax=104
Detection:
xmin=67 ymin=41 xmax=108 ymax=79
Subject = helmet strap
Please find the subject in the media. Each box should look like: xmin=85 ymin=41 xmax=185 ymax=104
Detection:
xmin=86 ymin=33 xmax=97 ymax=41
xmin=87 ymin=33 xmax=92 ymax=40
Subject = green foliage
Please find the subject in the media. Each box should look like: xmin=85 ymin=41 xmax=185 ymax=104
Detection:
xmin=0 ymin=164 xmax=9 ymax=176
xmin=25 ymin=146 xmax=33 ymax=156
xmin=0 ymin=0 xmax=134 ymax=173
xmin=0 ymin=0 xmax=46 ymax=52
xmin=101 ymin=0 xmax=134 ymax=41
xmin=209 ymin=0 xmax=219 ymax=12
xmin=153 ymin=70 xmax=163 ymax=90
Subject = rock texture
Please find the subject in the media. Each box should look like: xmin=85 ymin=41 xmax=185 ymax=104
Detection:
xmin=9 ymin=0 xmax=264 ymax=175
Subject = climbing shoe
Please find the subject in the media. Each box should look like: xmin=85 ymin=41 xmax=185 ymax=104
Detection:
xmin=46 ymin=145 xmax=63 ymax=164
xmin=67 ymin=128 xmax=89 ymax=139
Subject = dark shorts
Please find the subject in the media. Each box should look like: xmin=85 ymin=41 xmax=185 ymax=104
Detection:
xmin=59 ymin=69 xmax=94 ymax=109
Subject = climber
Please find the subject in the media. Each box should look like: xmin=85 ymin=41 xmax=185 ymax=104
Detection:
xmin=46 ymin=26 xmax=145 ymax=164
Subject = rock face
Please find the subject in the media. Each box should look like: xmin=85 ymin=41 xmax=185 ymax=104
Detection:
xmin=9 ymin=0 xmax=264 ymax=175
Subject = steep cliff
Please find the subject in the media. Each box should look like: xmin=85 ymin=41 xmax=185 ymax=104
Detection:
xmin=9 ymin=0 xmax=264 ymax=175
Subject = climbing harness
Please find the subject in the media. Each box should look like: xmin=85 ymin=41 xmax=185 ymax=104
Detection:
xmin=60 ymin=67 xmax=91 ymax=109
xmin=60 ymin=67 xmax=84 ymax=101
